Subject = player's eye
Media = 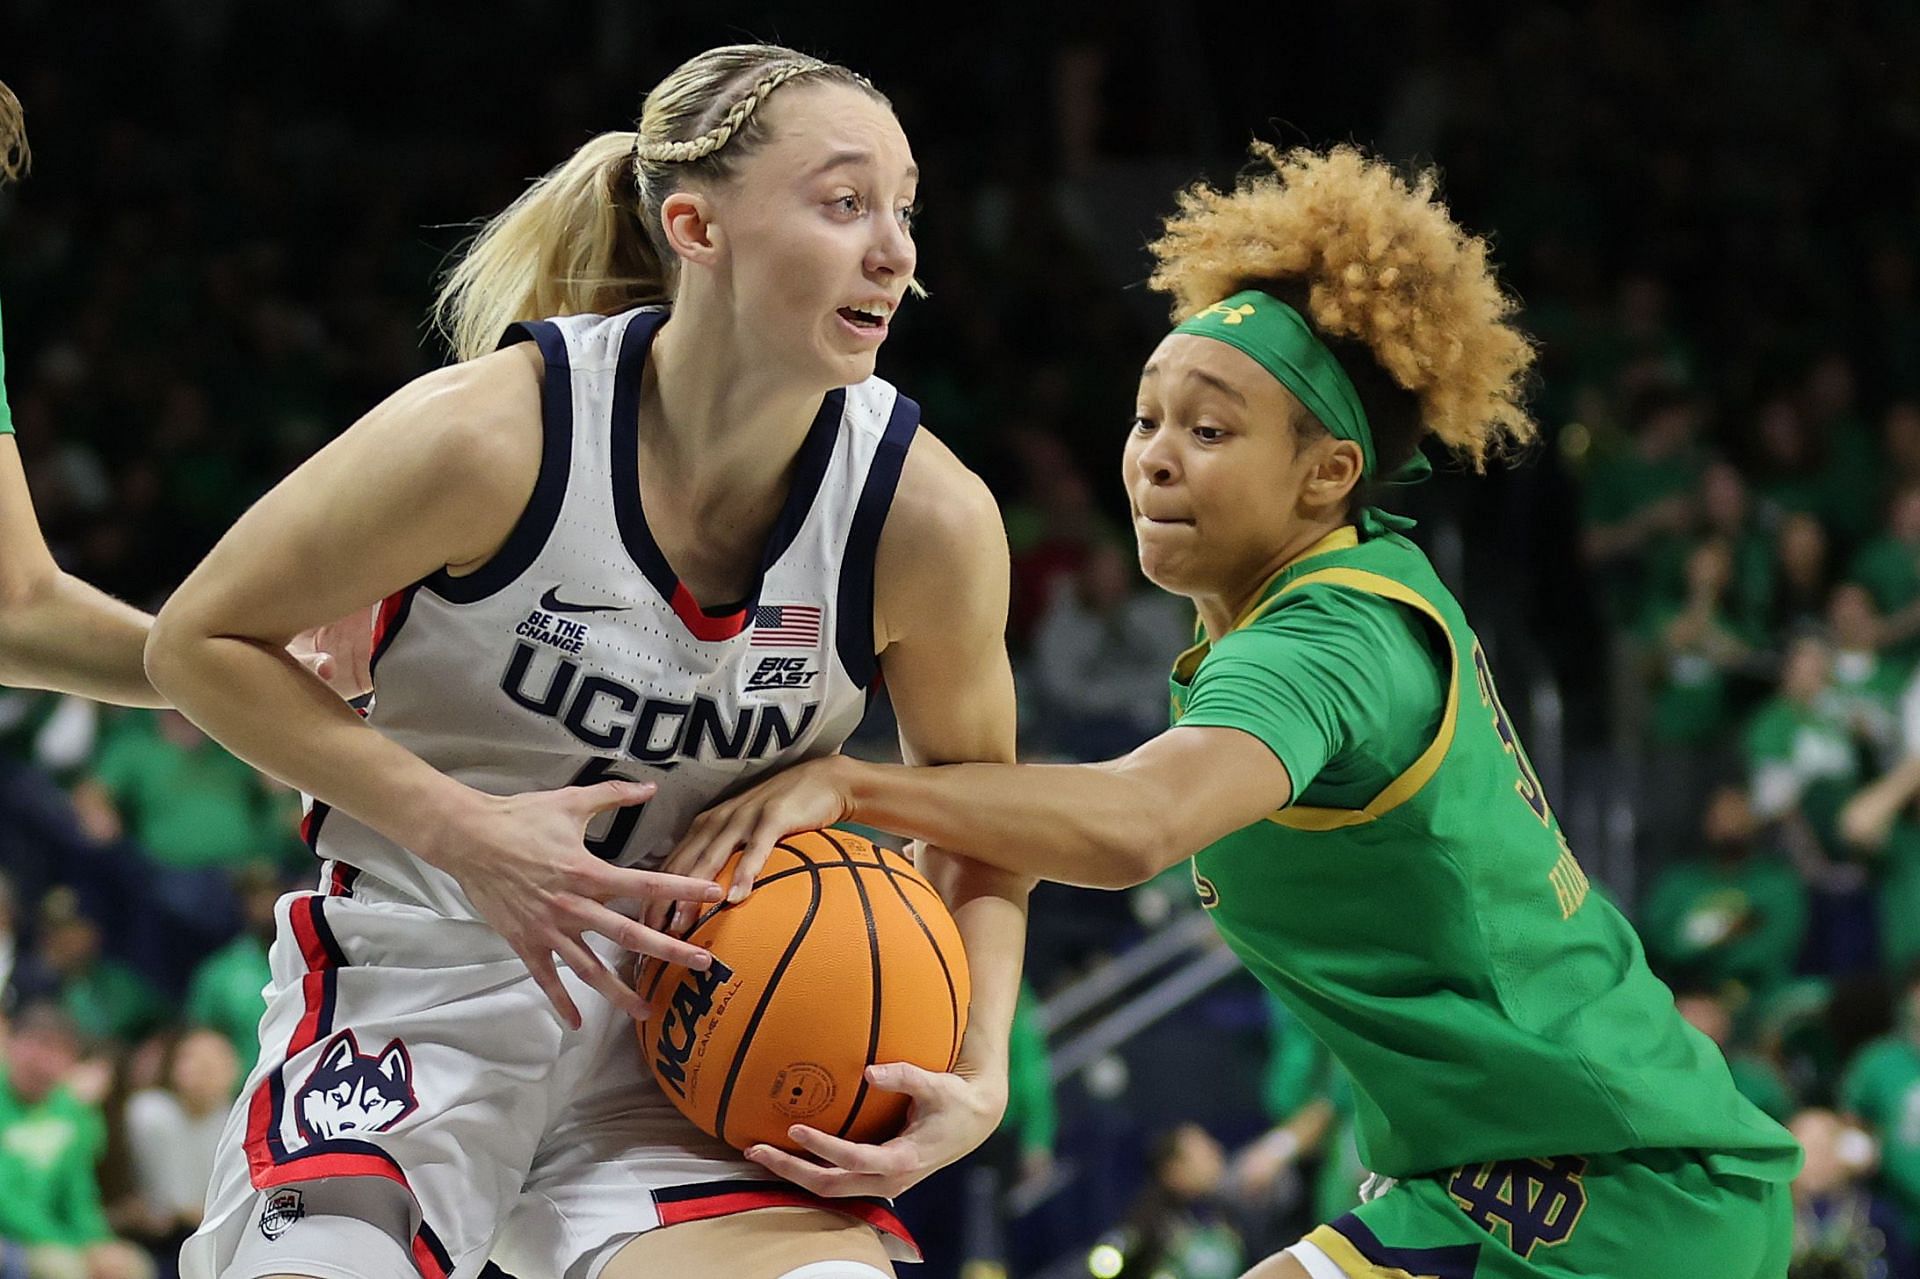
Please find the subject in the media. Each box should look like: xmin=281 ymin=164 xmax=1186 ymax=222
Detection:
xmin=1132 ymin=416 xmax=1157 ymax=434
xmin=1194 ymin=425 xmax=1227 ymax=443
xmin=830 ymin=193 xmax=862 ymax=217
xmin=896 ymin=201 xmax=920 ymax=230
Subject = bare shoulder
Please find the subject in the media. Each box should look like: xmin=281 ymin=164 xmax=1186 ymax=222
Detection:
xmin=375 ymin=341 xmax=545 ymax=496
xmin=880 ymin=427 xmax=1006 ymax=565
xmin=874 ymin=426 xmax=1008 ymax=647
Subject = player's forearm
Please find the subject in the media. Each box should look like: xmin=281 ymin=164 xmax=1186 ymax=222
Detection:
xmin=0 ymin=570 xmax=163 ymax=706
xmin=143 ymin=622 xmax=477 ymax=861
xmin=917 ymin=845 xmax=1029 ymax=1087
xmin=840 ymin=757 xmax=1176 ymax=889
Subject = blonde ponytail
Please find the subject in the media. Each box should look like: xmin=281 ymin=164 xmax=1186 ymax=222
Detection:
xmin=433 ymin=131 xmax=666 ymax=362
xmin=0 ymin=80 xmax=29 ymax=184
xmin=433 ymin=44 xmax=886 ymax=363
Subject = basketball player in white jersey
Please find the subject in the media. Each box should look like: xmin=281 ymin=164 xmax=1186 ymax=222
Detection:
xmin=0 ymin=80 xmax=369 ymax=705
xmin=145 ymin=45 xmax=1026 ymax=1279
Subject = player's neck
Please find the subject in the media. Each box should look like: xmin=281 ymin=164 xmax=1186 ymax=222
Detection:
xmin=645 ymin=315 xmax=827 ymax=505
xmin=1196 ymin=518 xmax=1351 ymax=641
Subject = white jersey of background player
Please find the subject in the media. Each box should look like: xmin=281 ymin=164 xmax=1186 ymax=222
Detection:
xmin=147 ymin=45 xmax=1028 ymax=1279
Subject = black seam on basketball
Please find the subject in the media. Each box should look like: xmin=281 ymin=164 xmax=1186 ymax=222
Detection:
xmin=874 ymin=854 xmax=963 ymax=1073
xmin=667 ymin=852 xmax=922 ymax=940
xmin=711 ymin=854 xmax=823 ymax=1148
xmin=821 ymin=830 xmax=884 ymax=1140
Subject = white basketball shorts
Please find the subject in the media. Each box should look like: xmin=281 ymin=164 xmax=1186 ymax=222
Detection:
xmin=181 ymin=889 xmax=917 ymax=1279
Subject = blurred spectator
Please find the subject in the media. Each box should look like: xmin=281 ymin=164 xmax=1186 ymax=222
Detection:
xmin=1002 ymin=436 xmax=1120 ymax=647
xmin=1749 ymin=636 xmax=1861 ymax=840
xmin=10 ymin=892 xmax=167 ymax=1046
xmin=1001 ymin=981 xmax=1057 ymax=1191
xmin=1644 ymin=787 xmax=1807 ymax=1001
xmin=1800 ymin=353 xmax=1880 ymax=546
xmin=1643 ymin=540 xmax=1764 ymax=750
xmin=183 ymin=868 xmax=279 ymax=1074
xmin=1234 ymin=994 xmax=1361 ymax=1248
xmin=1772 ymin=514 xmax=1836 ymax=645
xmin=1856 ymin=484 xmax=1920 ymax=667
xmin=1580 ymin=385 xmax=1702 ymax=622
xmin=1826 ymin=585 xmax=1906 ymax=772
xmin=1096 ymin=1124 xmax=1244 ymax=1279
xmin=120 ymin=1028 xmax=238 ymax=1265
xmin=0 ymin=871 xmax=16 ymax=1011
xmin=1790 ymin=1108 xmax=1913 ymax=1279
xmin=70 ymin=711 xmax=298 ymax=988
xmin=1673 ymin=985 xmax=1797 ymax=1123
xmin=1028 ymin=543 xmax=1191 ymax=759
xmin=0 ymin=1003 xmax=153 ymax=1279
xmin=1883 ymin=404 xmax=1920 ymax=499
xmin=1841 ymin=966 xmax=1920 ymax=1248
xmin=1837 ymin=761 xmax=1920 ymax=978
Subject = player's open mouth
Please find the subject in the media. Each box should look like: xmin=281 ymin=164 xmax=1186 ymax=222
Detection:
xmin=836 ymin=303 xmax=891 ymax=332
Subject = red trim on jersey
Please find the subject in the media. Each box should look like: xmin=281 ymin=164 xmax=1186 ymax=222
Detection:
xmin=372 ymin=587 xmax=409 ymax=652
xmin=670 ymin=582 xmax=751 ymax=642
xmin=326 ymin=861 xmax=359 ymax=897
xmin=411 ymin=1232 xmax=451 ymax=1279
xmin=654 ymin=1185 xmax=916 ymax=1256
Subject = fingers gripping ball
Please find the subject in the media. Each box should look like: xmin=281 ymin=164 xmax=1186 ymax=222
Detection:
xmin=638 ymin=830 xmax=970 ymax=1153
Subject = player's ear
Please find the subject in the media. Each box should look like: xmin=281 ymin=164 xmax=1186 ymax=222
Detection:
xmin=1299 ymin=436 xmax=1363 ymax=514
xmin=660 ymin=191 xmax=719 ymax=267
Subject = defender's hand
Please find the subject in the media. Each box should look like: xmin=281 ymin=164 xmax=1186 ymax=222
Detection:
xmin=656 ymin=756 xmax=858 ymax=931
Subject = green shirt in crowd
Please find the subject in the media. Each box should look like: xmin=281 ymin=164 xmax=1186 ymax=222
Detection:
xmin=92 ymin=713 xmax=290 ymax=869
xmin=1875 ymin=823 xmax=1920 ymax=978
xmin=1641 ymin=604 xmax=1765 ymax=747
xmin=1841 ymin=1031 xmax=1920 ymax=1238
xmin=187 ymin=934 xmax=273 ymax=1073
xmin=1172 ymin=526 xmax=1799 ymax=1182
xmin=1640 ymin=853 xmax=1808 ymax=996
xmin=59 ymin=959 xmax=170 ymax=1044
xmin=1744 ymin=696 xmax=1862 ymax=843
xmin=998 ymin=981 xmax=1055 ymax=1161
xmin=0 ymin=1068 xmax=111 ymax=1247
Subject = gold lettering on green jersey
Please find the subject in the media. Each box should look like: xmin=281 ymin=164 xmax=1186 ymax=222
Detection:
xmin=1549 ymin=838 xmax=1590 ymax=920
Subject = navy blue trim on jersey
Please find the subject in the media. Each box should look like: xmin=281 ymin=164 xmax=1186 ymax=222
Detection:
xmin=608 ymin=308 xmax=847 ymax=622
xmin=834 ymin=392 xmax=920 ymax=688
xmin=423 ymin=321 xmax=574 ymax=604
xmin=1328 ymin=1213 xmax=1483 ymax=1279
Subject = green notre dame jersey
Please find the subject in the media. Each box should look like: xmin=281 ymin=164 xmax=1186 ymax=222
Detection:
xmin=1171 ymin=525 xmax=1800 ymax=1184
xmin=1 ymin=298 xmax=13 ymax=436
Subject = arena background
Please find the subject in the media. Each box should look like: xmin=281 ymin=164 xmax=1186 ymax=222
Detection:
xmin=3 ymin=3 xmax=1919 ymax=1277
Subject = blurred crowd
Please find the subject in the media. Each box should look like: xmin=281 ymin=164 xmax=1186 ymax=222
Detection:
xmin=3 ymin=2 xmax=1919 ymax=1278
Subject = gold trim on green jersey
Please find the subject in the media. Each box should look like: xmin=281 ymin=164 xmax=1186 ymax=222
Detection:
xmin=1259 ymin=567 xmax=1459 ymax=831
xmin=1303 ymin=1223 xmax=1432 ymax=1279
xmin=1170 ymin=525 xmax=1362 ymax=685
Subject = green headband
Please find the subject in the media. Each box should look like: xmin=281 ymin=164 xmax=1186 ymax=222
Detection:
xmin=1171 ymin=288 xmax=1429 ymax=533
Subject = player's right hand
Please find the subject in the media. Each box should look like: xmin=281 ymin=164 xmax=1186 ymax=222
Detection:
xmin=430 ymin=778 xmax=724 ymax=1029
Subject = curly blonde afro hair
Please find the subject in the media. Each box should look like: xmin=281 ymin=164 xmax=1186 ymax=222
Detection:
xmin=1148 ymin=142 xmax=1536 ymax=471
xmin=0 ymin=80 xmax=27 ymax=185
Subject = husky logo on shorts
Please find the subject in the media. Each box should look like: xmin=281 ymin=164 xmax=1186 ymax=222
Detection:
xmin=259 ymin=1187 xmax=304 ymax=1240
xmin=293 ymin=1028 xmax=419 ymax=1142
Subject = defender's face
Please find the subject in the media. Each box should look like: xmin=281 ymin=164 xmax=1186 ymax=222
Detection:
xmin=1124 ymin=333 xmax=1321 ymax=602
xmin=709 ymin=84 xmax=918 ymax=388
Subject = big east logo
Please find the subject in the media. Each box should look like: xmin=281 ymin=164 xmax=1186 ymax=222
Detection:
xmin=652 ymin=956 xmax=738 ymax=1097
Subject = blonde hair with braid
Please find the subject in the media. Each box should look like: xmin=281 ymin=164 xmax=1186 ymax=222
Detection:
xmin=0 ymin=80 xmax=29 ymax=185
xmin=434 ymin=45 xmax=886 ymax=362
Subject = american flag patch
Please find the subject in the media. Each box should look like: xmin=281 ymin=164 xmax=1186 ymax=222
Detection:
xmin=750 ymin=604 xmax=822 ymax=648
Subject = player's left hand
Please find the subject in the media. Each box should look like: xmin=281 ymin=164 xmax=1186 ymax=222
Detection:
xmin=653 ymin=754 xmax=858 ymax=932
xmin=288 ymin=603 xmax=378 ymax=699
xmin=742 ymin=1059 xmax=1007 ymax=1199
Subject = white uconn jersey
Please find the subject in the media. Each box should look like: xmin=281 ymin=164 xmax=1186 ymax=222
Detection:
xmin=309 ymin=307 xmax=919 ymax=919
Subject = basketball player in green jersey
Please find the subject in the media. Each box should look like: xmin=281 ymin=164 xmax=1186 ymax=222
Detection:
xmin=0 ymin=81 xmax=366 ymax=704
xmin=668 ymin=144 xmax=1801 ymax=1277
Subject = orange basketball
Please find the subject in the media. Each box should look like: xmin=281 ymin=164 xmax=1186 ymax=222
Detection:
xmin=637 ymin=829 xmax=970 ymax=1154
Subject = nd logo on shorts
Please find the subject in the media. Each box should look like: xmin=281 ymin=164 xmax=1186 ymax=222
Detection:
xmin=1446 ymin=1155 xmax=1589 ymax=1259
xmin=293 ymin=1028 xmax=419 ymax=1142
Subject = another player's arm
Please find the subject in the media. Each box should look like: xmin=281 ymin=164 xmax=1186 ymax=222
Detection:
xmin=0 ymin=437 xmax=165 ymax=706
xmin=833 ymin=725 xmax=1292 ymax=887
xmin=145 ymin=345 xmax=719 ymax=1023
